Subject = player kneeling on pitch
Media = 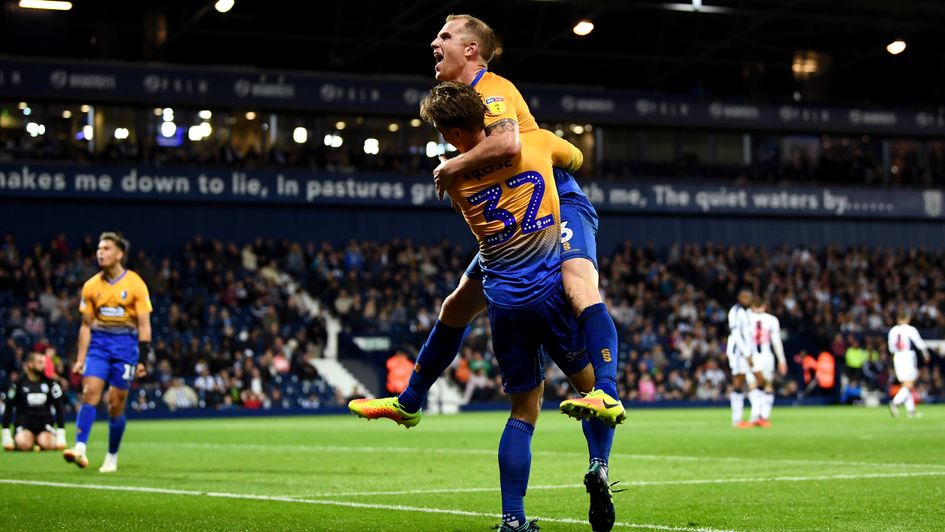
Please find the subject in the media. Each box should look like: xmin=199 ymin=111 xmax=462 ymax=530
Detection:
xmin=2 ymin=351 xmax=67 ymax=452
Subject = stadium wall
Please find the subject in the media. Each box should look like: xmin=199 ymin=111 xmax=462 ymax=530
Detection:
xmin=4 ymin=197 xmax=945 ymax=252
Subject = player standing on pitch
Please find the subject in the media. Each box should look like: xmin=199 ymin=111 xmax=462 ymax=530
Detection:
xmin=63 ymin=232 xmax=152 ymax=472
xmin=747 ymin=298 xmax=788 ymax=427
xmin=728 ymin=289 xmax=756 ymax=427
xmin=887 ymin=311 xmax=933 ymax=418
xmin=2 ymin=351 xmax=67 ymax=452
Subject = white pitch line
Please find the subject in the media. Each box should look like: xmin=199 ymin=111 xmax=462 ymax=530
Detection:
xmin=0 ymin=478 xmax=734 ymax=532
xmin=130 ymin=441 xmax=945 ymax=471
xmin=302 ymin=470 xmax=945 ymax=498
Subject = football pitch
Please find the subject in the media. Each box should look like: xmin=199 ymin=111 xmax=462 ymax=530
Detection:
xmin=2 ymin=406 xmax=944 ymax=531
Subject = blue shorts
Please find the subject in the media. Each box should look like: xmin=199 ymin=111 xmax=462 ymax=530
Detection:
xmin=85 ymin=332 xmax=139 ymax=390
xmin=464 ymin=192 xmax=600 ymax=280
xmin=559 ymin=193 xmax=599 ymax=270
xmin=488 ymin=286 xmax=590 ymax=393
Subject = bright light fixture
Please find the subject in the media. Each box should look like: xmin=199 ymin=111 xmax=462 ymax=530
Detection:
xmin=161 ymin=121 xmax=177 ymax=138
xmin=573 ymin=20 xmax=594 ymax=37
xmin=886 ymin=40 xmax=906 ymax=55
xmin=19 ymin=0 xmax=72 ymax=11
xmin=293 ymin=127 xmax=308 ymax=144
xmin=214 ymin=0 xmax=234 ymax=13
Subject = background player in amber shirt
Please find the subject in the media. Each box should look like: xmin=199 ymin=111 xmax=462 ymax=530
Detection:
xmin=63 ymin=232 xmax=152 ymax=473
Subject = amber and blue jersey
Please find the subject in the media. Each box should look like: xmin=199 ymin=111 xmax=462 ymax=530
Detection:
xmin=447 ymin=143 xmax=561 ymax=309
xmin=79 ymin=269 xmax=152 ymax=337
xmin=471 ymin=70 xmax=584 ymax=198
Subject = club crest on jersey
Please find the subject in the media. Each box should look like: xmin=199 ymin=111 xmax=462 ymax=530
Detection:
xmin=121 ymin=290 xmax=128 ymax=299
xmin=485 ymin=96 xmax=506 ymax=115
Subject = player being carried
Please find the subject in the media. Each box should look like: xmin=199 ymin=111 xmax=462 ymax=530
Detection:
xmin=412 ymin=79 xmax=605 ymax=531
xmin=350 ymin=12 xmax=623 ymax=433
xmin=2 ymin=351 xmax=67 ymax=452
xmin=888 ymin=311 xmax=934 ymax=418
xmin=746 ymin=298 xmax=788 ymax=427
xmin=63 ymin=232 xmax=152 ymax=472
xmin=350 ymin=16 xmax=623 ymax=530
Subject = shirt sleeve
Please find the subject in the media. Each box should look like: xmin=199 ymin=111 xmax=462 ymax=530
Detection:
xmin=481 ymin=81 xmax=521 ymax=130
xmin=535 ymin=129 xmax=584 ymax=172
xmin=78 ymin=282 xmax=95 ymax=318
xmin=1 ymin=383 xmax=14 ymax=429
xmin=134 ymin=277 xmax=153 ymax=315
xmin=49 ymin=382 xmax=65 ymax=428
xmin=910 ymin=327 xmax=928 ymax=352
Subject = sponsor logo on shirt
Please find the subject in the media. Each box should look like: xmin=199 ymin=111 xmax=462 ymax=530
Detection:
xmin=100 ymin=306 xmax=126 ymax=318
xmin=485 ymin=95 xmax=507 ymax=115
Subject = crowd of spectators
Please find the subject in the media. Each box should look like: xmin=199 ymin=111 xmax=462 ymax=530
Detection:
xmin=3 ymin=233 xmax=944 ymax=416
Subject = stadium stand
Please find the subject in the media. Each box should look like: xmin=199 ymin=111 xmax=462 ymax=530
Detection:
xmin=3 ymin=233 xmax=942 ymax=416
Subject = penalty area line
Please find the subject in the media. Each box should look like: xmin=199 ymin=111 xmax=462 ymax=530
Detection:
xmin=0 ymin=478 xmax=735 ymax=532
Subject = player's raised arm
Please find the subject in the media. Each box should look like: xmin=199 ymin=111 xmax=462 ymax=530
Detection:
xmin=434 ymin=118 xmax=520 ymax=198
xmin=539 ymin=129 xmax=584 ymax=173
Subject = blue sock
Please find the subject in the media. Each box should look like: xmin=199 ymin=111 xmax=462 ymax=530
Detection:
xmin=75 ymin=403 xmax=97 ymax=445
xmin=499 ymin=418 xmax=534 ymax=528
xmin=579 ymin=303 xmax=619 ymax=399
xmin=398 ymin=320 xmax=466 ymax=413
xmin=582 ymin=417 xmax=614 ymax=469
xmin=108 ymin=415 xmax=127 ymax=454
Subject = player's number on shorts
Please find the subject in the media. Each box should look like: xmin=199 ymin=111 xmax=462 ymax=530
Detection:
xmin=467 ymin=171 xmax=554 ymax=247
xmin=122 ymin=364 xmax=134 ymax=381
xmin=560 ymin=221 xmax=573 ymax=244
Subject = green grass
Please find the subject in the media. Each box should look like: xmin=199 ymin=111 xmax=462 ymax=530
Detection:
xmin=2 ymin=406 xmax=944 ymax=531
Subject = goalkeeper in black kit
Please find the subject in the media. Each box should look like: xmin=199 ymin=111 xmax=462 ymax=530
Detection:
xmin=2 ymin=352 xmax=66 ymax=451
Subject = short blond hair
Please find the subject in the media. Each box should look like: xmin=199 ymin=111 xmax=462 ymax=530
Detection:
xmin=446 ymin=14 xmax=497 ymax=64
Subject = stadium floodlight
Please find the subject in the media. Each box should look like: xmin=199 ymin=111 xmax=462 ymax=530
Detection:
xmin=188 ymin=126 xmax=204 ymax=141
xmin=571 ymin=124 xmax=585 ymax=134
xmin=19 ymin=0 xmax=72 ymax=11
xmin=363 ymin=138 xmax=380 ymax=155
xmin=410 ymin=118 xmax=422 ymax=128
xmin=335 ymin=121 xmax=346 ymax=130
xmin=214 ymin=0 xmax=234 ymax=13
xmin=198 ymin=110 xmax=212 ymax=120
xmin=293 ymin=127 xmax=308 ymax=144
xmin=199 ymin=122 xmax=212 ymax=138
xmin=82 ymin=125 xmax=93 ymax=140
xmin=161 ymin=121 xmax=177 ymax=138
xmin=245 ymin=111 xmax=256 ymax=120
xmin=162 ymin=108 xmax=174 ymax=121
xmin=573 ymin=20 xmax=594 ymax=36
xmin=22 ymin=107 xmax=31 ymax=116
xmin=662 ymin=2 xmax=730 ymax=13
xmin=80 ymin=104 xmax=90 ymax=113
xmin=388 ymin=122 xmax=400 ymax=132
xmin=114 ymin=128 xmax=130 ymax=140
xmin=62 ymin=110 xmax=72 ymax=118
xmin=886 ymin=40 xmax=906 ymax=55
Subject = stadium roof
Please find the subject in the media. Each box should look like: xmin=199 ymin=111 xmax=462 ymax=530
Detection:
xmin=4 ymin=0 xmax=945 ymax=107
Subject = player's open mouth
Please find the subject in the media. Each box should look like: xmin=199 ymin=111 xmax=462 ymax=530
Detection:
xmin=433 ymin=51 xmax=444 ymax=69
